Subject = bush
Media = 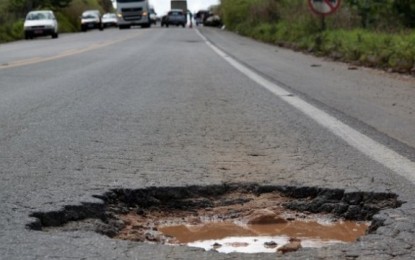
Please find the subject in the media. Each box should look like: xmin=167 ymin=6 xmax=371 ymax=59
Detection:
xmin=219 ymin=0 xmax=415 ymax=73
xmin=56 ymin=11 xmax=77 ymax=33
xmin=221 ymin=0 xmax=252 ymax=30
xmin=0 ymin=19 xmax=24 ymax=42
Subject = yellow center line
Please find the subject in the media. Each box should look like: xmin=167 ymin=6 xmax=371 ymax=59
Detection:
xmin=0 ymin=33 xmax=140 ymax=70
xmin=2 ymin=56 xmax=43 ymax=66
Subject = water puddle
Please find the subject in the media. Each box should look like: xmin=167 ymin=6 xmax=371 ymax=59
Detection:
xmin=115 ymin=191 xmax=371 ymax=254
xmin=28 ymin=184 xmax=402 ymax=255
xmin=159 ymin=219 xmax=369 ymax=253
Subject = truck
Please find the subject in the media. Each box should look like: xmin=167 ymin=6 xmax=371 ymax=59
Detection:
xmin=171 ymin=0 xmax=187 ymax=12
xmin=116 ymin=0 xmax=152 ymax=29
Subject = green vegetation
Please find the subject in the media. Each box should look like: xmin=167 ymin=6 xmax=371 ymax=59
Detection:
xmin=219 ymin=0 xmax=415 ymax=73
xmin=0 ymin=0 xmax=113 ymax=43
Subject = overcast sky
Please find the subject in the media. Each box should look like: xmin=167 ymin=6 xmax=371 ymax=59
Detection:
xmin=153 ymin=0 xmax=219 ymax=14
xmin=127 ymin=0 xmax=219 ymax=15
xmin=113 ymin=0 xmax=220 ymax=15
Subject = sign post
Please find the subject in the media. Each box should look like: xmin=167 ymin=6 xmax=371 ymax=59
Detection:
xmin=308 ymin=0 xmax=341 ymax=16
xmin=308 ymin=0 xmax=341 ymax=31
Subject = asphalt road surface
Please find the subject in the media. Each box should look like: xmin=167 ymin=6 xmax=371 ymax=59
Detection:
xmin=0 ymin=26 xmax=414 ymax=259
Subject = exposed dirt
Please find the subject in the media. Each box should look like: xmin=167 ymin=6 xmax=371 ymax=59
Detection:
xmin=115 ymin=192 xmax=291 ymax=243
xmin=113 ymin=191 xmax=369 ymax=253
xmin=27 ymin=184 xmax=402 ymax=254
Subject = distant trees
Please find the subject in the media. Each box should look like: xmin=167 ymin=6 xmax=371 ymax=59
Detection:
xmin=6 ymin=0 xmax=112 ymax=14
xmin=345 ymin=0 xmax=415 ymax=29
xmin=9 ymin=0 xmax=73 ymax=10
xmin=99 ymin=0 xmax=113 ymax=13
xmin=46 ymin=0 xmax=73 ymax=8
xmin=393 ymin=0 xmax=415 ymax=28
xmin=8 ymin=0 xmax=73 ymax=16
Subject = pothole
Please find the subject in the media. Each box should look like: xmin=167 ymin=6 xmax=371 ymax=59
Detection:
xmin=116 ymin=192 xmax=370 ymax=254
xmin=27 ymin=184 xmax=402 ymax=255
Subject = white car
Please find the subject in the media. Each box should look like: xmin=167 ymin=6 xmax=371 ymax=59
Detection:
xmin=81 ymin=10 xmax=103 ymax=32
xmin=102 ymin=13 xmax=118 ymax=28
xmin=24 ymin=10 xmax=58 ymax=39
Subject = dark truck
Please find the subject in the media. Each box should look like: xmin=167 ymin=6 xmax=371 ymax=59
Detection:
xmin=161 ymin=9 xmax=187 ymax=27
xmin=171 ymin=0 xmax=187 ymax=12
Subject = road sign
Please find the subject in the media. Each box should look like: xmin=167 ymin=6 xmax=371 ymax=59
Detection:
xmin=308 ymin=0 xmax=341 ymax=16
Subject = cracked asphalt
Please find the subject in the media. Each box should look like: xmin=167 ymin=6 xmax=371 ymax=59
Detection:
xmin=0 ymin=27 xmax=414 ymax=259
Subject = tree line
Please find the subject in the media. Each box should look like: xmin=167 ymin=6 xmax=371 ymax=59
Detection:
xmin=345 ymin=0 xmax=415 ymax=29
xmin=219 ymin=0 xmax=415 ymax=31
xmin=7 ymin=0 xmax=113 ymax=16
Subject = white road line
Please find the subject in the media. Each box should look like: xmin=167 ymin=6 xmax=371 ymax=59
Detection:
xmin=196 ymin=29 xmax=415 ymax=184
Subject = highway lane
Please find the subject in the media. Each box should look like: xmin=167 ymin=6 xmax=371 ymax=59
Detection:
xmin=0 ymin=27 xmax=414 ymax=259
xmin=200 ymin=27 xmax=415 ymax=153
xmin=0 ymin=30 xmax=142 ymax=69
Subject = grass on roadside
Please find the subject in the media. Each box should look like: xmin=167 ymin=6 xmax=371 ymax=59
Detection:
xmin=220 ymin=0 xmax=415 ymax=74
xmin=232 ymin=21 xmax=415 ymax=73
xmin=0 ymin=20 xmax=24 ymax=43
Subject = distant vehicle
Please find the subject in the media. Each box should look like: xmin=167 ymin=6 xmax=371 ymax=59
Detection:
xmin=81 ymin=10 xmax=103 ymax=32
xmin=23 ymin=10 xmax=58 ymax=39
xmin=102 ymin=13 xmax=118 ymax=28
xmin=160 ymin=14 xmax=167 ymax=27
xmin=204 ymin=15 xmax=222 ymax=27
xmin=116 ymin=0 xmax=152 ymax=29
xmin=161 ymin=9 xmax=186 ymax=27
xmin=149 ymin=7 xmax=157 ymax=25
xmin=194 ymin=10 xmax=211 ymax=26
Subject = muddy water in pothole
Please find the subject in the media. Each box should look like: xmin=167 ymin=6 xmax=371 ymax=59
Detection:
xmin=114 ymin=191 xmax=373 ymax=254
xmin=159 ymin=220 xmax=369 ymax=253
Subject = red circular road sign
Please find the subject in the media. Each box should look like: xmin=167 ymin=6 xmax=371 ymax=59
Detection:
xmin=308 ymin=0 xmax=341 ymax=16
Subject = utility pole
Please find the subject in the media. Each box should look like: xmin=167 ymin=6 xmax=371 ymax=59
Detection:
xmin=320 ymin=15 xmax=326 ymax=31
